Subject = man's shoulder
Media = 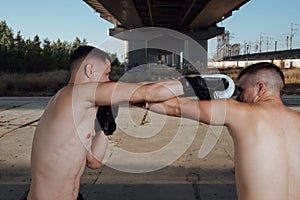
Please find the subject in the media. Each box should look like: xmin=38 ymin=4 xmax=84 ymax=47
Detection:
xmin=55 ymin=86 xmax=73 ymax=100
xmin=48 ymin=86 xmax=73 ymax=108
xmin=226 ymin=99 xmax=268 ymax=119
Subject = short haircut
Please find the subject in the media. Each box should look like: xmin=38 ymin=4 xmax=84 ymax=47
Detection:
xmin=70 ymin=45 xmax=110 ymax=71
xmin=238 ymin=62 xmax=285 ymax=94
xmin=238 ymin=62 xmax=285 ymax=84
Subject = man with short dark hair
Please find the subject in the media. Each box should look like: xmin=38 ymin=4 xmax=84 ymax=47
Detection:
xmin=26 ymin=45 xmax=186 ymax=200
xmin=149 ymin=62 xmax=300 ymax=200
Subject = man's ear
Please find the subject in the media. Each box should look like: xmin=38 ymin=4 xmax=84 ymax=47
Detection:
xmin=257 ymin=82 xmax=266 ymax=96
xmin=84 ymin=64 xmax=93 ymax=78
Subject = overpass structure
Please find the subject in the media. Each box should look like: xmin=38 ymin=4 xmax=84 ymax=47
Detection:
xmin=221 ymin=48 xmax=300 ymax=61
xmin=83 ymin=0 xmax=250 ymax=70
xmin=209 ymin=48 xmax=300 ymax=68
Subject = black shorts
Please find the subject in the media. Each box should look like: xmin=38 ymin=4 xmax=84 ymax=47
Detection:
xmin=77 ymin=192 xmax=85 ymax=200
xmin=20 ymin=190 xmax=29 ymax=200
xmin=21 ymin=190 xmax=85 ymax=200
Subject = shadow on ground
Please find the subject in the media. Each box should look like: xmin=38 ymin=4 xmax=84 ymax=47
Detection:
xmin=0 ymin=165 xmax=237 ymax=200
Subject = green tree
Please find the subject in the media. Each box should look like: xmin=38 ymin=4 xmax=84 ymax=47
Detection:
xmin=23 ymin=35 xmax=42 ymax=72
xmin=11 ymin=31 xmax=26 ymax=71
xmin=72 ymin=37 xmax=87 ymax=50
xmin=0 ymin=21 xmax=14 ymax=72
xmin=0 ymin=21 xmax=14 ymax=50
xmin=51 ymin=39 xmax=71 ymax=70
xmin=41 ymin=38 xmax=55 ymax=71
xmin=0 ymin=20 xmax=93 ymax=73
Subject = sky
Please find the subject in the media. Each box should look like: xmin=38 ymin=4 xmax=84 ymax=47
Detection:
xmin=209 ymin=0 xmax=300 ymax=57
xmin=1 ymin=0 xmax=300 ymax=59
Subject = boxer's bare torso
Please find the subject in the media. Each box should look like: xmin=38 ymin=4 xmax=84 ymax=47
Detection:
xmin=226 ymin=99 xmax=300 ymax=200
xmin=26 ymin=46 xmax=187 ymax=200
xmin=27 ymin=78 xmax=184 ymax=199
xmin=152 ymin=96 xmax=300 ymax=199
xmin=28 ymin=85 xmax=96 ymax=200
xmin=148 ymin=63 xmax=300 ymax=199
xmin=186 ymin=96 xmax=300 ymax=199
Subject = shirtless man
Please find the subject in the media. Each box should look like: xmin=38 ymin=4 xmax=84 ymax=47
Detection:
xmin=25 ymin=45 xmax=188 ymax=200
xmin=149 ymin=62 xmax=300 ymax=200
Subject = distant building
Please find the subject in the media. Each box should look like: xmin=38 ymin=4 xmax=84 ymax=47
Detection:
xmin=216 ymin=31 xmax=240 ymax=60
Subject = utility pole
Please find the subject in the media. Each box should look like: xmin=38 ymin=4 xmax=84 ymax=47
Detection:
xmin=255 ymin=40 xmax=259 ymax=53
xmin=274 ymin=41 xmax=277 ymax=60
xmin=289 ymin=23 xmax=300 ymax=50
xmin=266 ymin=36 xmax=273 ymax=52
xmin=259 ymin=32 xmax=263 ymax=53
xmin=243 ymin=41 xmax=247 ymax=55
xmin=290 ymin=23 xmax=293 ymax=50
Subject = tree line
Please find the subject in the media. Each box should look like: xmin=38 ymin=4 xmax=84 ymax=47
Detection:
xmin=0 ymin=20 xmax=121 ymax=73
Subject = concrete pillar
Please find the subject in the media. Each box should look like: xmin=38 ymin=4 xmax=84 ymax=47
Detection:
xmin=183 ymin=39 xmax=207 ymax=72
xmin=110 ymin=27 xmax=209 ymax=71
xmin=125 ymin=40 xmax=147 ymax=67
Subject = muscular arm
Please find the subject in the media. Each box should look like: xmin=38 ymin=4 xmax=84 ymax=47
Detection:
xmin=86 ymin=131 xmax=108 ymax=169
xmin=74 ymin=80 xmax=184 ymax=106
xmin=149 ymin=97 xmax=238 ymax=126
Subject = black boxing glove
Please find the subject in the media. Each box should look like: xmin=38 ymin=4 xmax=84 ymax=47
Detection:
xmin=95 ymin=106 xmax=118 ymax=135
xmin=179 ymin=76 xmax=210 ymax=100
xmin=179 ymin=75 xmax=230 ymax=100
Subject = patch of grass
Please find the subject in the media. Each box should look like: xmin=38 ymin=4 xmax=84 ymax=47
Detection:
xmin=209 ymin=67 xmax=300 ymax=84
xmin=0 ymin=66 xmax=299 ymax=96
xmin=283 ymin=68 xmax=300 ymax=84
xmin=0 ymin=70 xmax=70 ymax=96
xmin=213 ymin=67 xmax=300 ymax=96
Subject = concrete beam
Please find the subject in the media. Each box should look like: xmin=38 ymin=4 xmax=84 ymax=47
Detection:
xmin=181 ymin=26 xmax=225 ymax=40
xmin=189 ymin=0 xmax=250 ymax=29
xmin=96 ymin=0 xmax=144 ymax=28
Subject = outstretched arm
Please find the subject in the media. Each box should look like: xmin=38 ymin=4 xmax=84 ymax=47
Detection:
xmin=92 ymin=80 xmax=185 ymax=106
xmin=148 ymin=97 xmax=201 ymax=121
xmin=71 ymin=80 xmax=184 ymax=109
xmin=149 ymin=97 xmax=233 ymax=126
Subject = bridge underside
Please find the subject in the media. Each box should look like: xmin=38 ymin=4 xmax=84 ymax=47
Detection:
xmin=83 ymin=0 xmax=249 ymax=70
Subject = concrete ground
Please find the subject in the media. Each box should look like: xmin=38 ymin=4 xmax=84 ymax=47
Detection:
xmin=0 ymin=96 xmax=299 ymax=200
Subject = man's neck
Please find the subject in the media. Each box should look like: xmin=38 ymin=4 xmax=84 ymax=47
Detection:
xmin=256 ymin=93 xmax=282 ymax=105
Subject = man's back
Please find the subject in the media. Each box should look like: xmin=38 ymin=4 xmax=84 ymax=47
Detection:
xmin=146 ymin=62 xmax=300 ymax=199
xmin=228 ymin=101 xmax=300 ymax=200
